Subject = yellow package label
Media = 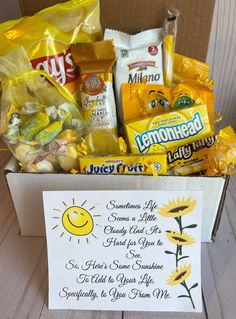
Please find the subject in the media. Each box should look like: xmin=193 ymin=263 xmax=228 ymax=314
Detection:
xmin=125 ymin=104 xmax=214 ymax=154
xmin=167 ymin=136 xmax=215 ymax=175
xmin=79 ymin=153 xmax=167 ymax=175
xmin=0 ymin=0 xmax=102 ymax=102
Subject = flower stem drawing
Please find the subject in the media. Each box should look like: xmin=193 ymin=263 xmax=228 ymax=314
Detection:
xmin=158 ymin=197 xmax=198 ymax=309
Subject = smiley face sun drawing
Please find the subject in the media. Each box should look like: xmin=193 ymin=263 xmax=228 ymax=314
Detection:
xmin=52 ymin=198 xmax=101 ymax=244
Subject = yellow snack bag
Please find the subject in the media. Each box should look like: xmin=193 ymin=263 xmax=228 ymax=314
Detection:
xmin=125 ymin=104 xmax=214 ymax=154
xmin=167 ymin=136 xmax=215 ymax=175
xmin=79 ymin=153 xmax=167 ymax=175
xmin=174 ymin=54 xmax=213 ymax=89
xmin=122 ymin=82 xmax=214 ymax=125
xmin=171 ymin=82 xmax=214 ymax=128
xmin=122 ymin=83 xmax=171 ymax=122
xmin=0 ymin=0 xmax=102 ymax=102
xmin=0 ymin=17 xmax=26 ymax=34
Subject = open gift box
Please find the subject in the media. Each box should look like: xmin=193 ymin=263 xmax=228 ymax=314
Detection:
xmin=4 ymin=158 xmax=229 ymax=242
xmin=4 ymin=0 xmax=227 ymax=242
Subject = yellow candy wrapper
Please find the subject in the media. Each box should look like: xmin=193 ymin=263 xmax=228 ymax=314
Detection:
xmin=174 ymin=54 xmax=213 ymax=89
xmin=205 ymin=126 xmax=236 ymax=176
xmin=125 ymin=104 xmax=214 ymax=154
xmin=167 ymin=136 xmax=215 ymax=175
xmin=122 ymin=82 xmax=214 ymax=124
xmin=79 ymin=153 xmax=167 ymax=175
xmin=0 ymin=0 xmax=102 ymax=102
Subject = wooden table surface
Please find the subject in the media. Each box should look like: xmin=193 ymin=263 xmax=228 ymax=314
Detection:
xmin=0 ymin=141 xmax=236 ymax=319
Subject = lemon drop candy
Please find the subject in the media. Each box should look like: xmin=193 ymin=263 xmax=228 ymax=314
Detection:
xmin=20 ymin=112 xmax=50 ymax=141
xmin=56 ymin=129 xmax=81 ymax=144
xmin=25 ymin=160 xmax=55 ymax=173
xmin=35 ymin=121 xmax=63 ymax=146
xmin=14 ymin=143 xmax=40 ymax=163
xmin=57 ymin=143 xmax=80 ymax=172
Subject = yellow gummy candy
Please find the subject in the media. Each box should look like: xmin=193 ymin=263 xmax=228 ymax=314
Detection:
xmin=35 ymin=121 xmax=63 ymax=146
xmin=84 ymin=129 xmax=120 ymax=156
xmin=20 ymin=112 xmax=50 ymax=140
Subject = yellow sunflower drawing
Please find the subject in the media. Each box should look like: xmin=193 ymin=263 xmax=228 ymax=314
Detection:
xmin=166 ymin=231 xmax=196 ymax=246
xmin=158 ymin=197 xmax=197 ymax=218
xmin=167 ymin=264 xmax=192 ymax=286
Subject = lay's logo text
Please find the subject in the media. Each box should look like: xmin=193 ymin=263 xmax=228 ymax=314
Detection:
xmin=31 ymin=49 xmax=79 ymax=87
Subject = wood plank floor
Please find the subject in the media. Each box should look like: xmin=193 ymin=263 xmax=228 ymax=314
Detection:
xmin=0 ymin=145 xmax=236 ymax=318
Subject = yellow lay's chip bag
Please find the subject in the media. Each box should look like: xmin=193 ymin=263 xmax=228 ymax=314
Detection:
xmin=0 ymin=17 xmax=27 ymax=34
xmin=0 ymin=0 xmax=102 ymax=102
xmin=125 ymin=104 xmax=214 ymax=154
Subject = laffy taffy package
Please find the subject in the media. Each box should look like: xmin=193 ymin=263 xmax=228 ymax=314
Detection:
xmin=79 ymin=153 xmax=167 ymax=176
xmin=125 ymin=104 xmax=214 ymax=154
xmin=122 ymin=82 xmax=214 ymax=124
xmin=71 ymin=40 xmax=119 ymax=155
xmin=167 ymin=136 xmax=215 ymax=175
xmin=0 ymin=0 xmax=102 ymax=102
xmin=0 ymin=47 xmax=85 ymax=173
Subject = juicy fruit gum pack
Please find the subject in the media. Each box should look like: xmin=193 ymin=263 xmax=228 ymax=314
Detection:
xmin=122 ymin=82 xmax=214 ymax=124
xmin=125 ymin=104 xmax=214 ymax=154
xmin=0 ymin=0 xmax=102 ymax=102
xmin=79 ymin=153 xmax=167 ymax=175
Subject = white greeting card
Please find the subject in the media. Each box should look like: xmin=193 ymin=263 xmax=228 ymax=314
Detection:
xmin=43 ymin=190 xmax=202 ymax=312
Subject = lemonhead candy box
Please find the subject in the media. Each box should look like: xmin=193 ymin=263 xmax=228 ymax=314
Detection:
xmin=125 ymin=104 xmax=213 ymax=154
xmin=79 ymin=153 xmax=167 ymax=175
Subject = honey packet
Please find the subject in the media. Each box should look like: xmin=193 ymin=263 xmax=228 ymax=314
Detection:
xmin=71 ymin=40 xmax=119 ymax=155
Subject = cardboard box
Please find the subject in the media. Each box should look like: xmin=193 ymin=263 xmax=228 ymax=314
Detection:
xmin=5 ymin=158 xmax=229 ymax=242
xmin=4 ymin=0 xmax=223 ymax=242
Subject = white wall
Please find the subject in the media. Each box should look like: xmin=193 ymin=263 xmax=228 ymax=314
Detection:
xmin=206 ymin=0 xmax=236 ymax=129
xmin=0 ymin=0 xmax=235 ymax=129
